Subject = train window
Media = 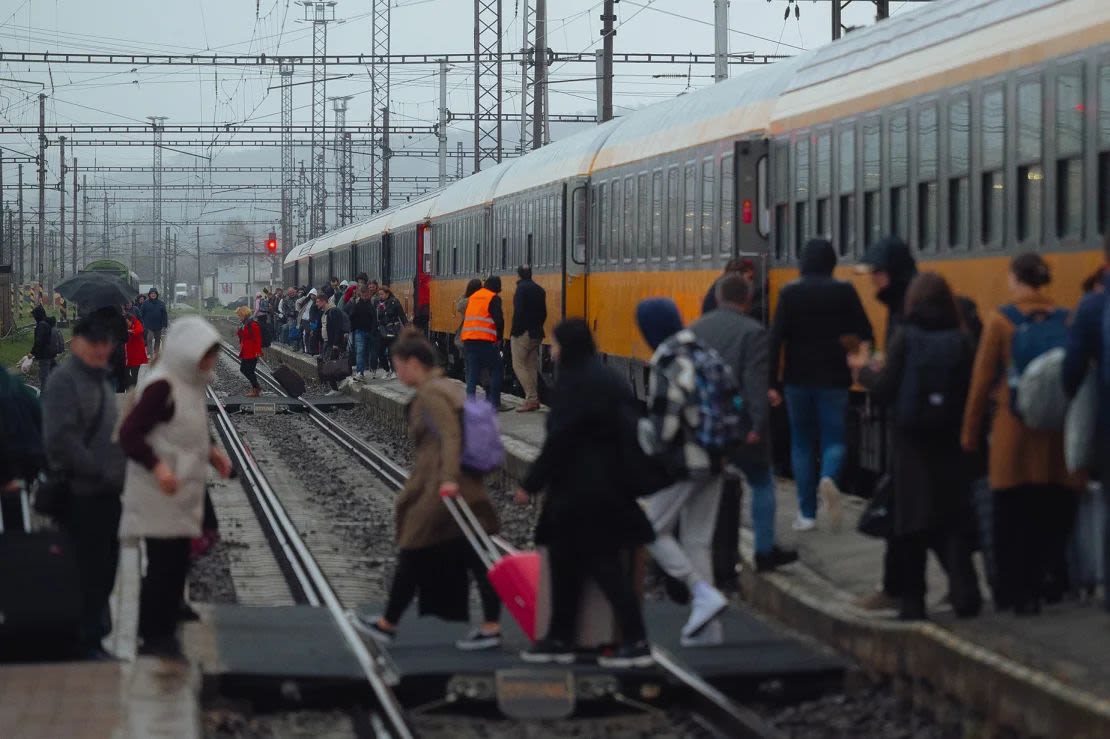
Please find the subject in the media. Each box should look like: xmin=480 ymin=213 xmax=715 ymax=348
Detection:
xmin=623 ymin=176 xmax=636 ymax=262
xmin=501 ymin=237 xmax=507 ymax=271
xmin=452 ymin=244 xmax=458 ymax=275
xmin=982 ymin=88 xmax=1006 ymax=248
xmin=611 ymin=179 xmax=622 ymax=264
xmin=816 ymin=132 xmax=831 ymax=239
xmin=1057 ymin=65 xmax=1085 ymax=239
xmin=794 ymin=138 xmax=810 ymax=259
xmin=891 ymin=188 xmax=907 ymax=240
xmin=889 ymin=112 xmax=908 ymax=239
xmin=772 ymin=140 xmax=789 ymax=260
xmin=597 ymin=184 xmax=608 ymax=263
xmin=720 ymin=154 xmax=734 ymax=257
xmin=757 ymin=155 xmax=770 ymax=238
xmin=667 ymin=166 xmax=680 ymax=260
xmin=637 ymin=173 xmax=649 ymax=261
xmin=1101 ymin=64 xmax=1110 ymax=234
xmin=918 ymin=104 xmax=938 ymax=251
xmin=948 ymin=95 xmax=970 ymax=249
xmin=838 ymin=128 xmax=855 ymax=257
xmin=863 ymin=119 xmax=881 ymax=250
xmin=651 ymin=169 xmax=663 ymax=260
xmin=701 ymin=157 xmax=715 ymax=260
xmin=684 ymin=162 xmax=698 ymax=258
xmin=527 ymin=233 xmax=534 ymax=267
xmin=1017 ymin=80 xmax=1043 ymax=244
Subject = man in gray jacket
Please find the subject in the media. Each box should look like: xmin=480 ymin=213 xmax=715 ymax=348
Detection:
xmin=690 ymin=273 xmax=797 ymax=577
xmin=43 ymin=308 xmax=127 ymax=659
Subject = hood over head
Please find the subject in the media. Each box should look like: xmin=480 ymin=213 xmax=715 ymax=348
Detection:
xmin=860 ymin=235 xmax=917 ymax=285
xmin=553 ymin=318 xmax=595 ymax=368
xmin=800 ymin=239 xmax=837 ymax=276
xmin=156 ymin=315 xmax=221 ymax=387
xmin=636 ymin=298 xmax=684 ymax=351
xmin=31 ymin=305 xmax=47 ymax=322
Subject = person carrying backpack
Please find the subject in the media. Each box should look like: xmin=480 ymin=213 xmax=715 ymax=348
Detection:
xmin=962 ymin=253 xmax=1080 ymax=615
xmin=635 ymin=298 xmax=739 ymax=644
xmin=27 ymin=305 xmax=61 ymax=389
xmin=849 ymin=273 xmax=981 ymax=621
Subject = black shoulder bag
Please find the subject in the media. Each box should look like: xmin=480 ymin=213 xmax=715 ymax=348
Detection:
xmin=33 ymin=385 xmax=106 ymax=521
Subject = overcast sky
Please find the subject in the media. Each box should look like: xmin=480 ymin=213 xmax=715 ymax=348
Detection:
xmin=0 ymin=0 xmax=925 ymax=250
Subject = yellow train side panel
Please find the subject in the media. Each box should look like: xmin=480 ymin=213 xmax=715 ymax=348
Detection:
xmin=429 ymin=272 xmax=563 ymax=341
xmin=768 ymin=249 xmax=1103 ymax=348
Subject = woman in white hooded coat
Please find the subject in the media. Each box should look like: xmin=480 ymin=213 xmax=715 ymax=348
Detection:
xmin=119 ymin=315 xmax=232 ymax=659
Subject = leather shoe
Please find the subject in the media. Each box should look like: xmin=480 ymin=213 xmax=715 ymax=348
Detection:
xmin=515 ymin=401 xmax=541 ymax=413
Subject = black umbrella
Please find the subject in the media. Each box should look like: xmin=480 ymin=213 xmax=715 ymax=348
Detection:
xmin=55 ymin=272 xmax=134 ymax=310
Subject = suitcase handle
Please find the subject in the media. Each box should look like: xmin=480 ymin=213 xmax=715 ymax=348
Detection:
xmin=442 ymin=495 xmax=500 ymax=570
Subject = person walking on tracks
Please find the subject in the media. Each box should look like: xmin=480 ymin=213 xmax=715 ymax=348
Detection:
xmin=692 ymin=274 xmax=798 ymax=580
xmin=768 ymin=239 xmax=873 ymax=533
xmin=42 ymin=308 xmax=128 ymax=659
xmin=514 ymin=319 xmax=655 ymax=667
xmin=351 ymin=328 xmax=504 ymax=651
xmin=27 ymin=304 xmax=62 ymax=389
xmin=849 ymin=273 xmax=982 ymax=621
xmin=139 ymin=288 xmax=168 ymax=359
xmin=510 ymin=265 xmax=547 ymax=413
xmin=124 ymin=310 xmax=149 ymax=390
xmin=235 ymin=306 xmax=263 ymax=398
xmin=636 ymin=298 xmax=735 ymax=644
xmin=461 ymin=275 xmax=506 ymax=410
xmin=119 ymin=316 xmax=233 ymax=660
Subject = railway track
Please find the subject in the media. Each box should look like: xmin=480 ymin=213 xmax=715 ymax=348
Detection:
xmin=211 ymin=340 xmax=782 ymax=738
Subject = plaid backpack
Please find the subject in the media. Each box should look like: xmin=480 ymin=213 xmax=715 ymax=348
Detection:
xmin=687 ymin=341 xmax=745 ymax=453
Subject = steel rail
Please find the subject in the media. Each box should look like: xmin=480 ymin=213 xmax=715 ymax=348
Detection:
xmin=206 ymin=384 xmax=415 ymax=739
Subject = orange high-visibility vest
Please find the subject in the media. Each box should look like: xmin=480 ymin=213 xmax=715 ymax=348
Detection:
xmin=461 ymin=288 xmax=498 ymax=342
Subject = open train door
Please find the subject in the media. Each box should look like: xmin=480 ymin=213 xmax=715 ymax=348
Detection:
xmin=381 ymin=232 xmax=393 ymax=287
xmin=562 ymin=180 xmax=588 ymax=319
xmin=415 ymin=223 xmax=431 ymax=330
xmin=735 ymin=137 xmax=770 ymax=263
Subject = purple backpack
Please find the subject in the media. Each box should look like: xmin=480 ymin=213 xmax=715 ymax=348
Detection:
xmin=460 ymin=397 xmax=505 ymax=475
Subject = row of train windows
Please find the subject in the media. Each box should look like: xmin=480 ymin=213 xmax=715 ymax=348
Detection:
xmin=392 ymin=231 xmax=417 ymax=281
xmin=435 ymin=194 xmax=563 ymax=277
xmin=774 ymin=61 xmax=1110 ymax=261
xmin=592 ymin=154 xmax=734 ymax=265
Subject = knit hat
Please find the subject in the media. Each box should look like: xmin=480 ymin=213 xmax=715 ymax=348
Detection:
xmin=636 ymin=298 xmax=683 ymax=351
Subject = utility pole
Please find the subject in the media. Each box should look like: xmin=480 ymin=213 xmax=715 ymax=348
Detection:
xmin=381 ymin=106 xmax=390 ymax=210
xmin=713 ymin=0 xmax=728 ymax=83
xmin=279 ymin=61 xmax=295 ymax=254
xmin=17 ymin=164 xmax=23 ymax=284
xmin=600 ymin=0 xmax=615 ymax=122
xmin=131 ymin=227 xmax=137 ymax=277
xmin=102 ymin=194 xmax=109 ymax=260
xmin=164 ymin=226 xmax=170 ymax=293
xmin=36 ymin=93 xmax=46 ymax=290
xmin=71 ymin=157 xmax=77 ymax=275
xmin=438 ymin=60 xmax=448 ymax=187
xmin=370 ymin=0 xmax=391 ymax=213
xmin=532 ymin=0 xmax=548 ymax=148
xmin=473 ymin=0 xmax=503 ymax=172
xmin=331 ymin=96 xmax=353 ymax=226
xmin=81 ymin=176 xmax=88 ymax=269
xmin=296 ymin=160 xmax=308 ymax=244
xmin=149 ymin=116 xmax=166 ymax=286
xmin=196 ymin=226 xmax=202 ymax=310
xmin=456 ymin=142 xmax=464 ymax=180
xmin=302 ymin=1 xmax=336 ymax=237
xmin=57 ymin=136 xmax=66 ymax=281
xmin=520 ymin=0 xmax=535 ymax=153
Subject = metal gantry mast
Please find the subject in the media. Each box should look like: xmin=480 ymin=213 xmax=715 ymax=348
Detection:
xmin=714 ymin=0 xmax=729 ymax=83
xmin=280 ymin=61 xmax=295 ymax=257
xmin=519 ymin=0 xmax=535 ymax=153
xmin=532 ymin=0 xmax=548 ymax=148
xmin=57 ymin=136 xmax=65 ymax=280
xmin=370 ymin=0 xmax=391 ymax=212
xmin=331 ymin=96 xmax=354 ymax=226
xmin=473 ymin=0 xmax=502 ymax=173
xmin=302 ymin=1 xmax=336 ymax=237
xmin=296 ymin=160 xmax=308 ymax=244
xmin=148 ymin=115 xmax=166 ymax=286
xmin=36 ymin=93 xmax=45 ymax=290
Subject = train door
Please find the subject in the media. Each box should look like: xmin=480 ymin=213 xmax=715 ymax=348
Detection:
xmin=735 ymin=137 xmax=770 ymax=261
xmin=307 ymin=256 xmax=315 ymax=287
xmin=562 ymin=179 xmax=588 ymax=319
xmin=415 ymin=223 xmax=431 ymax=326
xmin=381 ymin=232 xmax=393 ymax=286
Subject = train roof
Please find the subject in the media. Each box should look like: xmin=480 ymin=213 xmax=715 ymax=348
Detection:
xmin=491 ymin=118 xmax=624 ymax=198
xmin=429 ymin=158 xmax=514 ymax=219
xmin=380 ymin=190 xmax=439 ymax=232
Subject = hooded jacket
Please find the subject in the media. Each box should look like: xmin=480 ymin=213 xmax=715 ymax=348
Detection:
xmin=119 ymin=315 xmax=221 ymax=538
xmin=769 ymin=240 xmax=873 ymax=388
xmin=861 ymin=236 xmax=918 ymax=344
xmin=30 ymin=307 xmax=57 ymax=360
xmin=139 ymin=295 xmax=168 ymax=334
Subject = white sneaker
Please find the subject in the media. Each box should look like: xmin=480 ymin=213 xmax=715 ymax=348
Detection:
xmin=375 ymin=369 xmax=386 ymax=379
xmin=348 ymin=612 xmax=395 ymax=645
xmin=326 ymin=389 xmax=343 ymax=397
xmin=792 ymin=513 xmax=817 ymax=532
xmin=680 ymin=618 xmax=723 ymax=648
xmin=819 ymin=477 xmax=843 ymax=530
xmin=386 ymin=371 xmax=396 ymax=380
xmin=682 ymin=581 xmax=728 ymax=638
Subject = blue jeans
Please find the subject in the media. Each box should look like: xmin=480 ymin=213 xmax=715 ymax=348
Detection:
xmin=354 ymin=330 xmax=371 ymax=374
xmin=784 ymin=385 xmax=849 ymax=519
xmin=732 ymin=457 xmax=777 ymax=555
xmin=464 ymin=341 xmax=502 ymax=408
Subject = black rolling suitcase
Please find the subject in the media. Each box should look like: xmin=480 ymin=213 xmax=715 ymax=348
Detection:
xmin=0 ymin=487 xmax=82 ymax=662
xmin=273 ymin=364 xmax=307 ymax=397
xmin=712 ymin=471 xmax=743 ymax=591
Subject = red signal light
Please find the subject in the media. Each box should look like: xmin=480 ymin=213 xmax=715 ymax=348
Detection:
xmin=266 ymin=231 xmax=278 ymax=253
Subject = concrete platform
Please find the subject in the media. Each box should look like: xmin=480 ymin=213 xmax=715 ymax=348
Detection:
xmin=187 ymin=601 xmax=844 ymax=708
xmin=261 ymin=341 xmax=1110 ymax=737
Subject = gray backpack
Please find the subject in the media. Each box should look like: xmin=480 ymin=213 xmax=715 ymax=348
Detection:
xmin=49 ymin=327 xmax=65 ymax=357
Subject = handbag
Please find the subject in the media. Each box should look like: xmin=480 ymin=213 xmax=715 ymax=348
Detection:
xmin=33 ymin=385 xmax=105 ymax=521
xmin=319 ymin=347 xmax=352 ymax=382
xmin=857 ymin=474 xmax=893 ymax=539
xmin=379 ymin=319 xmax=403 ymax=341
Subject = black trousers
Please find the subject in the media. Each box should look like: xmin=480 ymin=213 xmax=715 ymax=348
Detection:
xmin=384 ymin=546 xmax=501 ymax=625
xmin=66 ymin=495 xmax=122 ymax=651
xmin=240 ymin=357 xmax=260 ymax=389
xmin=895 ymin=527 xmax=982 ymax=617
xmin=993 ymin=485 xmax=1076 ymax=610
xmin=547 ymin=545 xmax=645 ymax=646
xmin=139 ymin=537 xmax=191 ymax=647
xmin=126 ymin=366 xmax=141 ymax=389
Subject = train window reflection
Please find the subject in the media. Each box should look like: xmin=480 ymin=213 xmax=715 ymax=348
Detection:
xmin=720 ymin=154 xmax=734 ymax=257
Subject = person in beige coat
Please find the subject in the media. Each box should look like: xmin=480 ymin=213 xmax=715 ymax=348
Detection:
xmin=352 ymin=327 xmax=503 ymax=651
xmin=119 ymin=315 xmax=232 ymax=659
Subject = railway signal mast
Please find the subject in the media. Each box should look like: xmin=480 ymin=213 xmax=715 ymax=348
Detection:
xmin=301 ymin=1 xmax=336 ymax=238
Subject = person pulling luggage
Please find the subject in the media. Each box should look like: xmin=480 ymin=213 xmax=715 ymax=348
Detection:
xmin=235 ymin=306 xmax=263 ymax=397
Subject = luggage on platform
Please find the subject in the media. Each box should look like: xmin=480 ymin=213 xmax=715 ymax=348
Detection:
xmin=0 ymin=487 xmax=82 ymax=662
xmin=443 ymin=494 xmax=540 ymax=640
xmin=273 ymin=364 xmax=307 ymax=397
xmin=712 ymin=470 xmax=742 ymax=590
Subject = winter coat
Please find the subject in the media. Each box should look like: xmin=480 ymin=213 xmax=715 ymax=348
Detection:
xmin=961 ymin=294 xmax=1080 ymax=492
xmin=510 ymin=278 xmax=547 ymax=339
xmin=521 ymin=356 xmax=655 ymax=552
xmin=376 ymin=295 xmax=407 ymax=336
xmin=31 ymin=315 xmax=57 ymax=360
xmin=138 ymin=297 xmax=168 ymax=334
xmin=119 ymin=316 xmax=221 ymax=538
xmin=859 ymin=319 xmax=975 ymax=536
xmin=237 ymin=319 xmax=263 ymax=360
xmin=125 ymin=316 xmax=149 ymax=368
xmin=320 ymin=306 xmax=349 ymax=351
xmin=396 ymin=374 xmax=498 ymax=550
xmin=1063 ymin=272 xmax=1110 ymax=436
xmin=350 ymin=298 xmax=377 ymax=333
xmin=769 ymin=241 xmax=873 ymax=388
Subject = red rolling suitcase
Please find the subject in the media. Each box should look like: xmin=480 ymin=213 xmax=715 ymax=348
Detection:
xmin=443 ymin=494 xmax=540 ymax=641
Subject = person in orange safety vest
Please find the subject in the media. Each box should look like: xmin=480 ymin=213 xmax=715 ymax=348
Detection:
xmin=462 ymin=275 xmax=506 ymax=410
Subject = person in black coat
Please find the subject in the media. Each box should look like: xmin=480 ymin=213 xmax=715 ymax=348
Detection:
xmin=28 ymin=305 xmax=59 ymax=388
xmin=850 ymin=272 xmax=982 ymax=621
xmin=315 ymin=293 xmax=349 ymax=391
xmin=350 ymin=285 xmax=378 ymax=380
xmin=509 ymin=266 xmax=547 ymax=411
xmin=514 ymin=319 xmax=655 ymax=668
xmin=769 ymin=239 xmax=873 ymax=531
